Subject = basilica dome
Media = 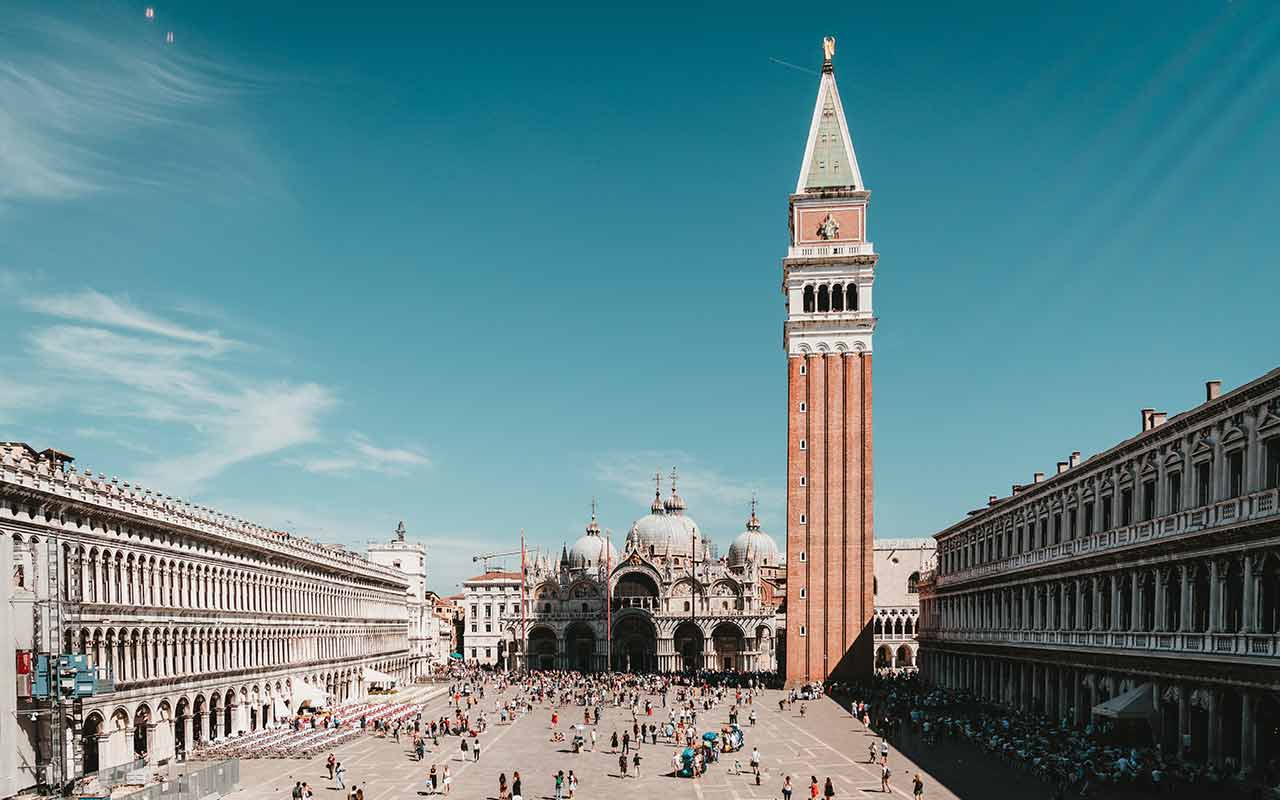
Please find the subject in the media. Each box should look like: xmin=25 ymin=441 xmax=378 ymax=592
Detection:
xmin=568 ymin=506 xmax=617 ymax=568
xmin=726 ymin=502 xmax=781 ymax=568
xmin=627 ymin=475 xmax=700 ymax=556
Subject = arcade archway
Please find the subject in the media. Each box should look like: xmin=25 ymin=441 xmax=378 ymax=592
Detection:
xmin=711 ymin=622 xmax=745 ymax=671
xmin=564 ymin=622 xmax=597 ymax=672
xmin=612 ymin=616 xmax=657 ymax=672
xmin=528 ymin=627 xmax=558 ymax=670
xmin=674 ymin=621 xmax=703 ymax=672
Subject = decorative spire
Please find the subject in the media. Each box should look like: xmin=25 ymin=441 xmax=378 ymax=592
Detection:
xmin=395 ymin=520 xmax=406 ymax=541
xmin=650 ymin=470 xmax=665 ymax=514
xmin=796 ymin=36 xmax=863 ymax=193
xmin=586 ymin=497 xmax=601 ymax=535
xmin=747 ymin=492 xmax=760 ymax=531
xmin=666 ymin=465 xmax=686 ymax=514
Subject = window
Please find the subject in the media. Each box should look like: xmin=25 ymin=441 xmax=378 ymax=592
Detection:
xmin=1228 ymin=450 xmax=1244 ymax=498
xmin=1196 ymin=461 xmax=1212 ymax=506
xmin=485 ymin=648 xmax=491 ymax=658
xmin=1267 ymin=438 xmax=1280 ymax=489
xmin=485 ymin=605 xmax=492 ymax=617
xmin=1168 ymin=472 xmax=1182 ymax=513
xmin=907 ymin=572 xmax=919 ymax=594
xmin=1068 ymin=509 xmax=1077 ymax=541
xmin=799 ymin=587 xmax=806 ymax=598
xmin=799 ymin=625 xmax=806 ymax=637
xmin=800 ymin=364 xmax=806 ymax=375
xmin=470 ymin=604 xmax=477 ymax=616
xmin=799 ymin=514 xmax=807 ymax=524
xmin=471 ymin=648 xmax=476 ymax=658
xmin=582 ymin=603 xmax=588 ymax=612
xmin=1142 ymin=479 xmax=1156 ymax=520
xmin=470 ymin=624 xmax=477 ymax=633
xmin=800 ymin=439 xmax=807 ymax=451
xmin=799 ymin=402 xmax=807 ymax=413
xmin=1101 ymin=496 xmax=1113 ymax=530
xmin=1038 ymin=518 xmax=1048 ymax=549
xmin=543 ymin=603 xmax=551 ymax=612
xmin=683 ymin=601 xmax=690 ymax=611
xmin=1052 ymin=513 xmax=1062 ymax=545
xmin=802 ymin=286 xmax=815 ymax=313
xmin=800 ymin=476 xmax=806 ymax=487
xmin=485 ymin=623 xmax=491 ymax=633
xmin=800 ymin=551 xmax=807 ymax=562
xmin=1121 ymin=488 xmax=1133 ymax=526
xmin=1084 ymin=502 xmax=1094 ymax=535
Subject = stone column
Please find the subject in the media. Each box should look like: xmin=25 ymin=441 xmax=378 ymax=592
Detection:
xmin=1209 ymin=559 xmax=1222 ymax=632
xmin=1207 ymin=689 xmax=1222 ymax=767
xmin=1180 ymin=566 xmax=1192 ymax=632
xmin=1154 ymin=570 xmax=1166 ymax=632
xmin=1241 ymin=690 xmax=1256 ymax=774
xmin=1177 ymin=686 xmax=1189 ymax=758
xmin=1131 ymin=571 xmax=1142 ymax=631
xmin=1242 ymin=553 xmax=1256 ymax=633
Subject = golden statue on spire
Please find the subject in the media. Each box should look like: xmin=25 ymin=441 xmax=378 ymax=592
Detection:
xmin=823 ymin=36 xmax=836 ymax=64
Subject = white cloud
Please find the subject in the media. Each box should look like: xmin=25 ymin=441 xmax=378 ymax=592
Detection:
xmin=0 ymin=8 xmax=273 ymax=205
xmin=18 ymin=293 xmax=337 ymax=495
xmin=592 ymin=449 xmax=783 ymax=534
xmin=25 ymin=289 xmax=238 ymax=353
xmin=284 ymin=432 xmax=430 ymax=477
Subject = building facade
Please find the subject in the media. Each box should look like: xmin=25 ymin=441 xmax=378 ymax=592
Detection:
xmin=462 ymin=571 xmax=522 ymax=667
xmin=784 ymin=37 xmax=877 ymax=684
xmin=917 ymin=372 xmax=1280 ymax=775
xmin=509 ymin=477 xmax=785 ymax=674
xmin=872 ymin=538 xmax=934 ymax=672
xmin=367 ymin=522 xmax=434 ymax=679
xmin=1 ymin=443 xmax=413 ymax=795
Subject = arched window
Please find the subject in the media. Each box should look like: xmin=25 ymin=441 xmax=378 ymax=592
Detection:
xmin=803 ymin=286 xmax=815 ymax=313
xmin=831 ymin=283 xmax=844 ymax=311
xmin=847 ymin=284 xmax=858 ymax=311
xmin=817 ymin=285 xmax=830 ymax=312
xmin=873 ymin=616 xmax=883 ymax=636
xmin=907 ymin=572 xmax=920 ymax=594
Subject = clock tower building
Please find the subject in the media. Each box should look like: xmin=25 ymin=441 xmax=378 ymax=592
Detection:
xmin=783 ymin=38 xmax=877 ymax=684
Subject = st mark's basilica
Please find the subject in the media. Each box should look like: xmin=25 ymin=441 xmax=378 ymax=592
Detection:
xmin=511 ymin=472 xmax=787 ymax=674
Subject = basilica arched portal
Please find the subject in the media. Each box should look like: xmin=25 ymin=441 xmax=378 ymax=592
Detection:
xmin=674 ymin=621 xmax=703 ymax=672
xmin=612 ymin=615 xmax=656 ymax=672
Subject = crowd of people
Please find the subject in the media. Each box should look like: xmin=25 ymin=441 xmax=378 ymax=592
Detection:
xmin=830 ymin=672 xmax=1279 ymax=799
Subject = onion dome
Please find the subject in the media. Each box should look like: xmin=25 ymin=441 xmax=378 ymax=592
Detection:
xmin=629 ymin=469 xmax=698 ymax=554
xmin=727 ymin=495 xmax=782 ymax=568
xmin=568 ymin=499 xmax=617 ymax=569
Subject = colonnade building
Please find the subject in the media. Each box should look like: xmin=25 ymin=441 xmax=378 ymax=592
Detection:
xmin=917 ymin=370 xmax=1280 ymax=776
xmin=2 ymin=443 xmax=413 ymax=795
xmin=872 ymin=538 xmax=934 ymax=672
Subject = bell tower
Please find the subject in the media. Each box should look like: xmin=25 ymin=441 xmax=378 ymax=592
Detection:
xmin=783 ymin=36 xmax=876 ymax=684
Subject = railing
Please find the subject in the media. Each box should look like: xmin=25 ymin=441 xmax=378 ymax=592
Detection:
xmin=937 ymin=488 xmax=1280 ymax=588
xmin=118 ymin=759 xmax=240 ymax=800
xmin=925 ymin=627 xmax=1280 ymax=659
xmin=788 ymin=242 xmax=875 ymax=258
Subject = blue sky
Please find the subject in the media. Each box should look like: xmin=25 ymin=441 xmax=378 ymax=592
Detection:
xmin=2 ymin=1 xmax=1278 ymax=594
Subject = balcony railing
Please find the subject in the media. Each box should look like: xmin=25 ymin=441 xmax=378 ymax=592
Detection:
xmin=937 ymin=488 xmax=1279 ymax=588
xmin=924 ymin=626 xmax=1279 ymax=659
xmin=787 ymin=242 xmax=875 ymax=258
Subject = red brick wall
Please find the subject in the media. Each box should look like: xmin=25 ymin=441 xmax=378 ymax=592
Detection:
xmin=786 ymin=351 xmax=874 ymax=684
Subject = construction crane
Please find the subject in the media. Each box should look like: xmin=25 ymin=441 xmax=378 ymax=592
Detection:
xmin=473 ymin=549 xmax=525 ymax=573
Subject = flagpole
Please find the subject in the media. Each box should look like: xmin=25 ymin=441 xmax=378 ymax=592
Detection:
xmin=520 ymin=529 xmax=527 ymax=673
xmin=605 ymin=529 xmax=612 ymax=672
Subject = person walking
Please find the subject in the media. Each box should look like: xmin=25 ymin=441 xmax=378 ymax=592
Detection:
xmin=326 ymin=753 xmax=336 ymax=781
xmin=912 ymin=773 xmax=924 ymax=798
xmin=498 ymin=773 xmax=509 ymax=800
xmin=428 ymin=765 xmax=438 ymax=795
xmin=334 ymin=761 xmax=346 ymax=791
xmin=618 ymin=753 xmax=628 ymax=778
xmin=553 ymin=770 xmax=565 ymax=800
xmin=611 ymin=731 xmax=619 ymax=753
xmin=590 ymin=728 xmax=598 ymax=751
xmin=622 ymin=731 xmax=630 ymax=755
xmin=809 ymin=776 xmax=819 ymax=800
xmin=512 ymin=771 xmax=523 ymax=800
xmin=880 ymin=764 xmax=891 ymax=793
xmin=443 ymin=764 xmax=452 ymax=796
xmin=867 ymin=742 xmax=877 ymax=763
xmin=632 ymin=751 xmax=641 ymax=777
xmin=824 ymin=777 xmax=835 ymax=800
xmin=473 ymin=741 xmax=480 ymax=762
xmin=879 ymin=739 xmax=889 ymax=765
xmin=750 ymin=746 xmax=761 ymax=777
xmin=292 ymin=781 xmax=303 ymax=800
xmin=567 ymin=770 xmax=578 ymax=798
xmin=782 ymin=775 xmax=793 ymax=800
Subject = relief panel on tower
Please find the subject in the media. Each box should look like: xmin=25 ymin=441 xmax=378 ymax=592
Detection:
xmin=795 ymin=206 xmax=865 ymax=245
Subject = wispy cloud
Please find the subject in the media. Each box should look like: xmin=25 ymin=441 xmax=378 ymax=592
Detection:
xmin=0 ymin=7 xmax=273 ymax=205
xmin=285 ymin=433 xmax=431 ymax=477
xmin=16 ymin=287 xmax=335 ymax=496
xmin=592 ymin=449 xmax=782 ymax=534
xmin=25 ymin=289 xmax=239 ymax=353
